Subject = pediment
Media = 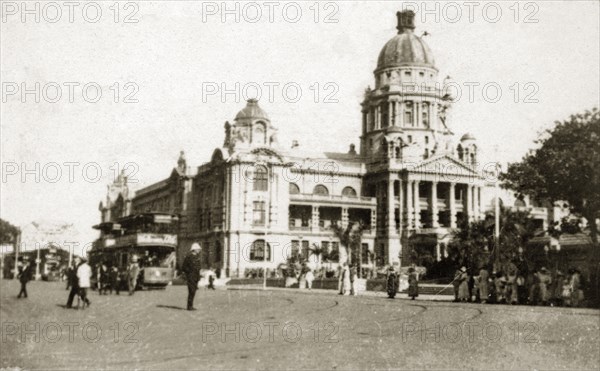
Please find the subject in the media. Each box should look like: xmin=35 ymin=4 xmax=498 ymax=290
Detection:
xmin=410 ymin=155 xmax=480 ymax=178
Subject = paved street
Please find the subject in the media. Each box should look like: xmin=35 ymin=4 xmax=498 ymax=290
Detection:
xmin=1 ymin=280 xmax=599 ymax=370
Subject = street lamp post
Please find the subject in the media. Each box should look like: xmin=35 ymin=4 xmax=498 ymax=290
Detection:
xmin=263 ymin=165 xmax=271 ymax=290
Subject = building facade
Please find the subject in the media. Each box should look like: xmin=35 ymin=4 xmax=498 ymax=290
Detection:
xmin=97 ymin=10 xmax=558 ymax=277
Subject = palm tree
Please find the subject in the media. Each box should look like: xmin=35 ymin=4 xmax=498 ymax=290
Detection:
xmin=309 ymin=243 xmax=326 ymax=268
xmin=330 ymin=221 xmax=366 ymax=277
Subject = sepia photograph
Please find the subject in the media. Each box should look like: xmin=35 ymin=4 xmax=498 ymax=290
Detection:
xmin=1 ymin=1 xmax=599 ymax=370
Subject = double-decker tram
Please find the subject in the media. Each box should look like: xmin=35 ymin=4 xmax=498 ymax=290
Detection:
xmin=91 ymin=212 xmax=178 ymax=290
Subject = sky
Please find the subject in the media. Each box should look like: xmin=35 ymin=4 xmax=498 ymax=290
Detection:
xmin=1 ymin=1 xmax=599 ymax=255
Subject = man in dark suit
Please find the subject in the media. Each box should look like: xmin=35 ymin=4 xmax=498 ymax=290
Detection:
xmin=66 ymin=257 xmax=81 ymax=308
xmin=17 ymin=257 xmax=33 ymax=298
xmin=182 ymin=243 xmax=202 ymax=310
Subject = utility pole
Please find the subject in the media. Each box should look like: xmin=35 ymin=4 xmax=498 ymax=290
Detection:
xmin=263 ymin=165 xmax=271 ymax=290
xmin=13 ymin=228 xmax=20 ymax=280
xmin=494 ymin=146 xmax=501 ymax=270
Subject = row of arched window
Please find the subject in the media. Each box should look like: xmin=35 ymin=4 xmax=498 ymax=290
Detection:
xmin=288 ymin=183 xmax=358 ymax=197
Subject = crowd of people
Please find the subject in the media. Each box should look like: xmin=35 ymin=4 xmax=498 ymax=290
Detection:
xmin=450 ymin=265 xmax=586 ymax=307
xmin=63 ymin=254 xmax=144 ymax=309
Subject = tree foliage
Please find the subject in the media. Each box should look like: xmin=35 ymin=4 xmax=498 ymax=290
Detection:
xmin=500 ymin=107 xmax=600 ymax=245
xmin=0 ymin=219 xmax=19 ymax=245
xmin=330 ymin=221 xmax=366 ymax=275
xmin=446 ymin=208 xmax=538 ymax=273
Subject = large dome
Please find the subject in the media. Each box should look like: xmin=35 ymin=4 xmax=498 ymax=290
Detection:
xmin=376 ymin=11 xmax=436 ymax=71
xmin=235 ymin=99 xmax=270 ymax=121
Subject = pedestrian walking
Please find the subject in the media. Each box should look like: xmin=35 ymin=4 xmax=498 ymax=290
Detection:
xmin=350 ymin=265 xmax=358 ymax=296
xmin=76 ymin=257 xmax=92 ymax=309
xmin=569 ymin=268 xmax=584 ymax=307
xmin=98 ymin=263 xmax=110 ymax=295
xmin=506 ymin=270 xmax=519 ymax=305
xmin=407 ymin=267 xmax=419 ymax=300
xmin=182 ymin=243 xmax=202 ymax=310
xmin=305 ymin=268 xmax=314 ymax=290
xmin=208 ymin=272 xmax=216 ymax=290
xmin=66 ymin=257 xmax=81 ymax=308
xmin=386 ymin=266 xmax=398 ymax=299
xmin=452 ymin=268 xmax=462 ymax=302
xmin=17 ymin=257 xmax=33 ymax=299
xmin=478 ymin=267 xmax=489 ymax=303
xmin=516 ymin=273 xmax=527 ymax=304
xmin=127 ymin=256 xmax=140 ymax=295
xmin=495 ymin=272 xmax=507 ymax=304
xmin=109 ymin=266 xmax=120 ymax=295
xmin=339 ymin=263 xmax=351 ymax=295
xmin=537 ymin=267 xmax=552 ymax=305
xmin=457 ymin=267 xmax=469 ymax=302
xmin=527 ymin=269 xmax=538 ymax=305
xmin=550 ymin=270 xmax=565 ymax=306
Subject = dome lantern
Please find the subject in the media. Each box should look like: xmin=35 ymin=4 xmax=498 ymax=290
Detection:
xmin=235 ymin=98 xmax=270 ymax=122
xmin=376 ymin=10 xmax=436 ymax=72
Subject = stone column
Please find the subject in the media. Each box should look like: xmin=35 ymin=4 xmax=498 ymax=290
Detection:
xmin=376 ymin=105 xmax=381 ymax=129
xmin=398 ymin=102 xmax=404 ymax=127
xmin=477 ymin=186 xmax=482 ymax=220
xmin=406 ymin=179 xmax=413 ymax=229
xmin=431 ymin=181 xmax=439 ymax=228
xmin=398 ymin=178 xmax=403 ymax=233
xmin=388 ymin=177 xmax=396 ymax=235
xmin=466 ymin=185 xmax=473 ymax=223
xmin=414 ymin=180 xmax=421 ymax=229
xmin=449 ymin=182 xmax=457 ymax=228
xmin=341 ymin=207 xmax=349 ymax=228
xmin=311 ymin=205 xmax=320 ymax=232
xmin=435 ymin=243 xmax=441 ymax=262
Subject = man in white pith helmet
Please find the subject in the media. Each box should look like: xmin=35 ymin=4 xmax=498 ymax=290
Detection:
xmin=182 ymin=243 xmax=202 ymax=310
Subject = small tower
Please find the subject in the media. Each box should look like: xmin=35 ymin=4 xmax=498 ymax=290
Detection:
xmin=360 ymin=10 xmax=451 ymax=164
xmin=458 ymin=133 xmax=478 ymax=166
xmin=225 ymin=99 xmax=278 ymax=153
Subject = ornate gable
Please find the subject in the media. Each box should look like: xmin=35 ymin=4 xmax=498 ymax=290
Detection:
xmin=410 ymin=155 xmax=481 ymax=179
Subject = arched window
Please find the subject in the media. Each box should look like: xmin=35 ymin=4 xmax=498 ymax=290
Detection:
xmin=252 ymin=165 xmax=268 ymax=191
xmin=250 ymin=240 xmax=271 ymax=261
xmin=422 ymin=103 xmax=429 ymax=126
xmin=342 ymin=186 xmax=357 ymax=197
xmin=289 ymin=183 xmax=300 ymax=195
xmin=313 ymin=185 xmax=329 ymax=196
xmin=404 ymin=101 xmax=413 ymax=126
xmin=457 ymin=144 xmax=464 ymax=161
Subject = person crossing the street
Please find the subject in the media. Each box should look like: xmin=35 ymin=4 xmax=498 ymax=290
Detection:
xmin=182 ymin=243 xmax=202 ymax=311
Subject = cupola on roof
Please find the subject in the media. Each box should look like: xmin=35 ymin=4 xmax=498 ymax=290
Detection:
xmin=376 ymin=10 xmax=436 ymax=71
xmin=461 ymin=133 xmax=476 ymax=141
xmin=235 ymin=98 xmax=270 ymax=121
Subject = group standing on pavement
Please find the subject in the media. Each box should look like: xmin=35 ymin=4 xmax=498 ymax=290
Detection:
xmin=449 ymin=264 xmax=586 ymax=307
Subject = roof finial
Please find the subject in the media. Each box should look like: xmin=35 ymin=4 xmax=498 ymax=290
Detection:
xmin=396 ymin=10 xmax=416 ymax=33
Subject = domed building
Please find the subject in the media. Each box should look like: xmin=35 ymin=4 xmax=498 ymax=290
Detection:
xmin=104 ymin=10 xmax=552 ymax=278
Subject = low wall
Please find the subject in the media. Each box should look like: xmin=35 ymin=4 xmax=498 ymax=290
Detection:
xmin=226 ymin=277 xmax=454 ymax=295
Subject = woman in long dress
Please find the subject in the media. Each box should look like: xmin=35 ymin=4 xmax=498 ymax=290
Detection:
xmin=386 ymin=266 xmax=398 ymax=299
xmin=478 ymin=267 xmax=489 ymax=303
xmin=457 ymin=267 xmax=470 ymax=301
xmin=339 ymin=263 xmax=351 ymax=295
xmin=407 ymin=267 xmax=419 ymax=300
